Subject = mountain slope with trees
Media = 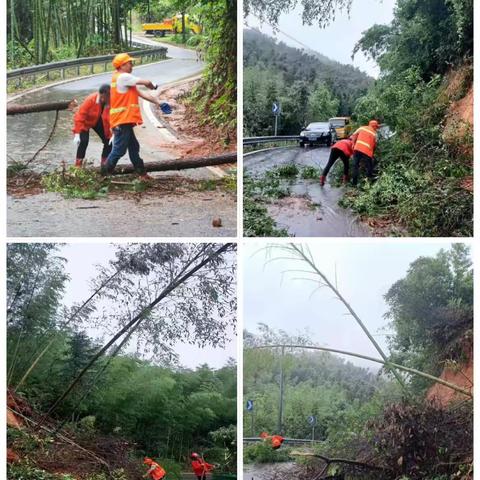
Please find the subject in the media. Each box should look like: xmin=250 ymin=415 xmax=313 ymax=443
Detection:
xmin=243 ymin=28 xmax=373 ymax=136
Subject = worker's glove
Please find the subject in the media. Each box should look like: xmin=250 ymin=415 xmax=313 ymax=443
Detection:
xmin=160 ymin=102 xmax=172 ymax=114
xmin=109 ymin=135 xmax=115 ymax=145
xmin=73 ymin=133 xmax=81 ymax=146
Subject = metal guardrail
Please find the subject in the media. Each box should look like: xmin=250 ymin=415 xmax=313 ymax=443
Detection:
xmin=243 ymin=437 xmax=320 ymax=445
xmin=7 ymin=45 xmax=167 ymax=88
xmin=243 ymin=136 xmax=301 ymax=146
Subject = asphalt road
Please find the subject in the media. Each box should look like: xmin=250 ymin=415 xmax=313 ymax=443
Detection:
xmin=7 ymin=38 xmax=237 ymax=237
xmin=244 ymin=146 xmax=370 ymax=237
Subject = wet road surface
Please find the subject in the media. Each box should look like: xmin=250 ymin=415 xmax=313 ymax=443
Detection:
xmin=7 ymin=41 xmax=237 ymax=237
xmin=244 ymin=462 xmax=298 ymax=479
xmin=244 ymin=147 xmax=370 ymax=237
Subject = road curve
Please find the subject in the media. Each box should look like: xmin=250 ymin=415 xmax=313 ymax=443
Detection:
xmin=244 ymin=147 xmax=370 ymax=237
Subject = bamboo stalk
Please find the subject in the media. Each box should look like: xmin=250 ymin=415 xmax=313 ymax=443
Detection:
xmin=252 ymin=344 xmax=472 ymax=398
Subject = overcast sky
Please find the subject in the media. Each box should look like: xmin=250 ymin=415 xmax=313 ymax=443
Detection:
xmin=58 ymin=244 xmax=237 ymax=369
xmin=244 ymin=241 xmax=460 ymax=370
xmin=245 ymin=0 xmax=396 ymax=77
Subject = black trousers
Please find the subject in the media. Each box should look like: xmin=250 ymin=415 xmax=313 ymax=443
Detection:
xmin=322 ymin=148 xmax=349 ymax=177
xmin=351 ymin=151 xmax=374 ymax=185
xmin=196 ymin=475 xmax=207 ymax=480
xmin=76 ymin=117 xmax=112 ymax=160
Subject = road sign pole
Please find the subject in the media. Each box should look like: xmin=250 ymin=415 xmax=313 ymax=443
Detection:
xmin=312 ymin=425 xmax=315 ymax=445
xmin=278 ymin=345 xmax=285 ymax=434
xmin=274 ymin=115 xmax=278 ymax=136
xmin=251 ymin=411 xmax=254 ymax=437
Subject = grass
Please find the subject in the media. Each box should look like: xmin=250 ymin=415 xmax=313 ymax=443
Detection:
xmin=41 ymin=167 xmax=110 ymax=199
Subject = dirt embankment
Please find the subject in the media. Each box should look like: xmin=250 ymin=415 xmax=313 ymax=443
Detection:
xmin=152 ymin=79 xmax=237 ymax=159
xmin=441 ymin=63 xmax=473 ymax=192
xmin=426 ymin=343 xmax=473 ymax=407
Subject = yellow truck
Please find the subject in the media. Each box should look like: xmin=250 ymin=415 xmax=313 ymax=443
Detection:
xmin=329 ymin=116 xmax=353 ymax=140
xmin=142 ymin=14 xmax=202 ymax=37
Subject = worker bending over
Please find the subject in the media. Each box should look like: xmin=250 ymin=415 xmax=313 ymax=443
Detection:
xmin=350 ymin=120 xmax=379 ymax=186
xmin=320 ymin=138 xmax=354 ymax=186
xmin=260 ymin=432 xmax=285 ymax=450
xmin=103 ymin=53 xmax=171 ymax=180
xmin=191 ymin=452 xmax=215 ymax=480
xmin=143 ymin=457 xmax=166 ymax=480
xmin=72 ymin=84 xmax=111 ymax=168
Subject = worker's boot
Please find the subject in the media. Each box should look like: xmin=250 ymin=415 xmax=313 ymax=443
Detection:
xmin=74 ymin=158 xmax=83 ymax=168
xmin=138 ymin=173 xmax=154 ymax=182
xmin=342 ymin=175 xmax=349 ymax=185
xmin=319 ymin=175 xmax=326 ymax=187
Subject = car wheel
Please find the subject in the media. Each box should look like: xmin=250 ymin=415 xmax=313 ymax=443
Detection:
xmin=299 ymin=141 xmax=305 ymax=148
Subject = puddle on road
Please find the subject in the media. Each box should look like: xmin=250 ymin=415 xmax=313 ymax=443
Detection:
xmin=245 ymin=148 xmax=371 ymax=237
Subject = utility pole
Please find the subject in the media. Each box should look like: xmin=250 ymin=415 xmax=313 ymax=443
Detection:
xmin=277 ymin=345 xmax=285 ymax=434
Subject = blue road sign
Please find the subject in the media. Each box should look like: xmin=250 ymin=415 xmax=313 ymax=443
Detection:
xmin=246 ymin=400 xmax=254 ymax=411
xmin=272 ymin=102 xmax=280 ymax=115
xmin=307 ymin=415 xmax=317 ymax=426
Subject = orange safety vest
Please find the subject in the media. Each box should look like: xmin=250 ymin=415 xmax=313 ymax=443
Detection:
xmin=109 ymin=71 xmax=143 ymax=129
xmin=148 ymin=462 xmax=166 ymax=480
xmin=73 ymin=92 xmax=111 ymax=138
xmin=352 ymin=126 xmax=377 ymax=158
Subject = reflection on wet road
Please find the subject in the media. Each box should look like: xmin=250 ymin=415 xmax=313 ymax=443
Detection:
xmin=244 ymin=147 xmax=370 ymax=237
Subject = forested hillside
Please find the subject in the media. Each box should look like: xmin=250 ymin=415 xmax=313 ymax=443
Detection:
xmin=243 ymin=28 xmax=373 ymax=136
xmin=7 ymin=244 xmax=237 ymax=480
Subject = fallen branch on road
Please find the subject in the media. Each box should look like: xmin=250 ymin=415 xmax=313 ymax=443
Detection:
xmin=94 ymin=152 xmax=237 ymax=174
xmin=291 ymin=451 xmax=388 ymax=479
xmin=7 ymin=99 xmax=77 ymax=115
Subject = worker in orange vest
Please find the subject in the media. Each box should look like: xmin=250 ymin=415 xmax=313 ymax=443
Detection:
xmin=143 ymin=457 xmax=166 ymax=480
xmin=350 ymin=120 xmax=379 ymax=186
xmin=320 ymin=138 xmax=354 ymax=186
xmin=72 ymin=84 xmax=111 ymax=168
xmin=260 ymin=431 xmax=285 ymax=450
xmin=102 ymin=53 xmax=171 ymax=180
xmin=191 ymin=452 xmax=215 ymax=480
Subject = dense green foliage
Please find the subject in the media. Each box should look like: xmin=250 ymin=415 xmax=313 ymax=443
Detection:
xmin=7 ymin=244 xmax=237 ymax=476
xmin=243 ymin=29 xmax=372 ymax=135
xmin=385 ymin=244 xmax=473 ymax=392
xmin=346 ymin=0 xmax=473 ymax=236
xmin=7 ymin=0 xmax=139 ymax=67
xmin=189 ymin=0 xmax=236 ymax=128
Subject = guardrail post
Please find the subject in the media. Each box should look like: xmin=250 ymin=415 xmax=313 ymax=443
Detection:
xmin=76 ymin=65 xmax=80 ymax=76
xmin=90 ymin=63 xmax=94 ymax=74
xmin=61 ymin=68 xmax=65 ymax=80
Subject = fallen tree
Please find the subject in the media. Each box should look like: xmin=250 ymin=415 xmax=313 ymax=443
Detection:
xmin=291 ymin=451 xmax=388 ymax=479
xmin=7 ymin=100 xmax=77 ymax=115
xmin=94 ymin=152 xmax=237 ymax=174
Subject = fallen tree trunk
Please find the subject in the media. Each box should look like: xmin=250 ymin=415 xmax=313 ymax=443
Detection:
xmin=7 ymin=99 xmax=77 ymax=115
xmin=94 ymin=152 xmax=237 ymax=174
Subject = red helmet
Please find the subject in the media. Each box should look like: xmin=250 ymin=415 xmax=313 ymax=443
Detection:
xmin=369 ymin=120 xmax=380 ymax=130
xmin=144 ymin=457 xmax=153 ymax=465
xmin=191 ymin=452 xmax=200 ymax=459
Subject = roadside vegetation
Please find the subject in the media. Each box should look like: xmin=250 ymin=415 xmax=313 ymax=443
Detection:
xmin=243 ymin=0 xmax=473 ymax=236
xmin=7 ymin=244 xmax=237 ymax=479
xmin=244 ymin=244 xmax=473 ymax=479
xmin=243 ymin=164 xmax=323 ymax=237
